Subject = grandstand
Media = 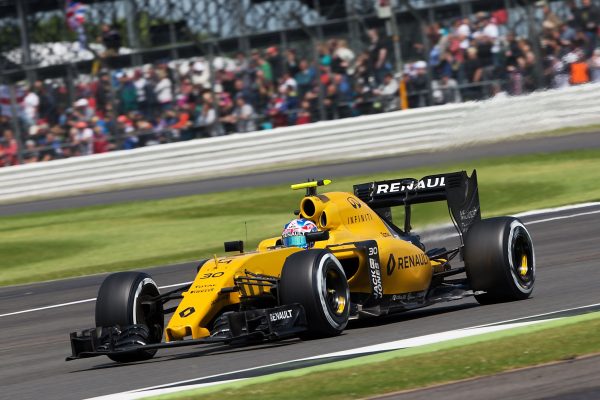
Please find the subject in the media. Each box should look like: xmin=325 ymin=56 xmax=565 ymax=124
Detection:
xmin=0 ymin=0 xmax=598 ymax=166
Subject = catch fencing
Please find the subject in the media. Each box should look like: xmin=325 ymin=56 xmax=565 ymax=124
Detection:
xmin=0 ymin=82 xmax=599 ymax=202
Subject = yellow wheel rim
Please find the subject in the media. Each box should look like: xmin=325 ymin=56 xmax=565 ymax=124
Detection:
xmin=335 ymin=296 xmax=346 ymax=315
xmin=519 ymin=254 xmax=528 ymax=276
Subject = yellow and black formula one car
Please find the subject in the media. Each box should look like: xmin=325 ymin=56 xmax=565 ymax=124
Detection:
xmin=67 ymin=170 xmax=535 ymax=363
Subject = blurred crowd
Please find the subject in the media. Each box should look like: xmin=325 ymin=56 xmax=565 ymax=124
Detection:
xmin=1 ymin=0 xmax=599 ymax=167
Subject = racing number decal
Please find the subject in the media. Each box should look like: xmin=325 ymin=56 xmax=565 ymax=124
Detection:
xmin=199 ymin=272 xmax=225 ymax=279
xmin=358 ymin=240 xmax=383 ymax=300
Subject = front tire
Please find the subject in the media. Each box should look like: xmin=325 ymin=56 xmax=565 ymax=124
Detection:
xmin=95 ymin=272 xmax=164 ymax=362
xmin=464 ymin=217 xmax=535 ymax=304
xmin=279 ymin=250 xmax=350 ymax=338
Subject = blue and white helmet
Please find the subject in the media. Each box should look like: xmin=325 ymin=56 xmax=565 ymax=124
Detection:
xmin=282 ymin=218 xmax=318 ymax=249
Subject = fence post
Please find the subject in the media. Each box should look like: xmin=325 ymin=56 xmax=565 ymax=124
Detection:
xmin=15 ymin=0 xmax=35 ymax=85
xmin=125 ymin=0 xmax=142 ymax=66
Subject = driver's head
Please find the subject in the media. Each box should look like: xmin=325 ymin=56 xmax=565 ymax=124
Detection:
xmin=282 ymin=218 xmax=318 ymax=249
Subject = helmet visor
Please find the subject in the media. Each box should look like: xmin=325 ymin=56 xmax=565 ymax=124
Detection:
xmin=282 ymin=235 xmax=307 ymax=248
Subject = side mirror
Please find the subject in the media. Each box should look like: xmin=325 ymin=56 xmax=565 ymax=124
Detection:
xmin=224 ymin=240 xmax=244 ymax=253
xmin=305 ymin=231 xmax=330 ymax=243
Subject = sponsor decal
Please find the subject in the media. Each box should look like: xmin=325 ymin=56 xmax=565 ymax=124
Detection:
xmin=347 ymin=213 xmax=374 ymax=224
xmin=357 ymin=241 xmax=383 ymax=301
xmin=367 ymin=246 xmax=383 ymax=299
xmin=391 ymin=291 xmax=426 ymax=303
xmin=386 ymin=254 xmax=396 ymax=275
xmin=375 ymin=177 xmax=445 ymax=195
xmin=179 ymin=306 xmax=195 ymax=318
xmin=460 ymin=206 xmax=480 ymax=220
xmin=189 ymin=283 xmax=216 ymax=294
xmin=347 ymin=197 xmax=362 ymax=209
xmin=370 ymin=258 xmax=383 ymax=299
xmin=269 ymin=309 xmax=293 ymax=322
xmin=386 ymin=253 xmax=429 ymax=275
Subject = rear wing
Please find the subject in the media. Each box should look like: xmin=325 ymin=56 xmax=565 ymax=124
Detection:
xmin=353 ymin=170 xmax=481 ymax=238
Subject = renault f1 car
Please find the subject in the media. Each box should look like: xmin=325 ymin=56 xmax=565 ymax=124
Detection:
xmin=67 ymin=170 xmax=535 ymax=362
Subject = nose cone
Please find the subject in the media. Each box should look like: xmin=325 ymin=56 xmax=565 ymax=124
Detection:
xmin=166 ymin=325 xmax=210 ymax=341
xmin=166 ymin=325 xmax=190 ymax=341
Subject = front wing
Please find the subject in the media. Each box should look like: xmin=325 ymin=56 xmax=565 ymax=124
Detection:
xmin=67 ymin=304 xmax=307 ymax=361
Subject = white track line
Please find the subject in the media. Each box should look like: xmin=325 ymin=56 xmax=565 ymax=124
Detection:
xmin=4 ymin=202 xmax=600 ymax=319
xmin=0 ymin=281 xmax=192 ymax=318
xmin=526 ymin=209 xmax=600 ymax=225
xmin=0 ymin=298 xmax=97 ymax=317
xmin=461 ymin=302 xmax=600 ymax=330
xmin=515 ymin=201 xmax=600 ymax=218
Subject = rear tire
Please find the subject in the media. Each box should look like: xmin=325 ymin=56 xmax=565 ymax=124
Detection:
xmin=95 ymin=272 xmax=164 ymax=362
xmin=279 ymin=250 xmax=350 ymax=338
xmin=464 ymin=217 xmax=535 ymax=304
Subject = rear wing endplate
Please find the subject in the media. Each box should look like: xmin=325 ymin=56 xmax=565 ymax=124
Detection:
xmin=353 ymin=170 xmax=481 ymax=237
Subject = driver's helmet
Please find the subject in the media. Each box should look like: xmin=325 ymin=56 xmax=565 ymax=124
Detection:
xmin=282 ymin=218 xmax=318 ymax=249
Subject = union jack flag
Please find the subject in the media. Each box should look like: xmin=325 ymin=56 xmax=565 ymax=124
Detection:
xmin=66 ymin=1 xmax=88 ymax=31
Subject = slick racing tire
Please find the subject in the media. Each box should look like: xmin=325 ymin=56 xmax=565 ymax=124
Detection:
xmin=279 ymin=250 xmax=350 ymax=338
xmin=464 ymin=217 xmax=535 ymax=304
xmin=95 ymin=272 xmax=164 ymax=362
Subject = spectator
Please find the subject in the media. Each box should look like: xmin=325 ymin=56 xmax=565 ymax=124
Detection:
xmin=367 ymin=28 xmax=391 ymax=84
xmin=36 ymin=80 xmax=58 ymax=125
xmin=230 ymin=95 xmax=257 ymax=133
xmin=95 ymin=72 xmax=113 ymax=116
xmin=118 ymin=73 xmax=137 ymax=114
xmin=196 ymin=94 xmax=221 ymax=137
xmin=252 ymin=50 xmax=273 ymax=83
xmin=267 ymin=93 xmax=288 ymax=128
xmin=22 ymin=86 xmax=40 ymax=127
xmin=93 ymin=126 xmax=110 ymax=154
xmin=373 ymin=72 xmax=399 ymax=112
xmin=73 ymin=98 xmax=94 ymax=122
xmin=101 ymin=24 xmax=122 ymax=57
xmin=463 ymin=47 xmax=483 ymax=100
xmin=74 ymin=121 xmax=94 ymax=155
xmin=0 ymin=129 xmax=18 ymax=166
xmin=572 ymin=0 xmax=599 ymax=55
xmin=133 ymin=69 xmax=151 ymax=117
xmin=407 ymin=61 xmax=430 ymax=107
xmin=285 ymin=49 xmax=300 ymax=77
xmin=332 ymin=39 xmax=355 ymax=75
xmin=38 ymin=131 xmax=63 ymax=161
xmin=590 ymin=48 xmax=600 ymax=82
xmin=296 ymin=100 xmax=312 ymax=125
xmin=541 ymin=2 xmax=562 ymax=30
xmin=432 ymin=74 xmax=462 ymax=105
xmin=24 ymin=139 xmax=38 ymax=163
xmin=295 ymin=59 xmax=315 ymax=98
xmin=154 ymin=69 xmax=173 ymax=111
xmin=266 ymin=46 xmax=284 ymax=84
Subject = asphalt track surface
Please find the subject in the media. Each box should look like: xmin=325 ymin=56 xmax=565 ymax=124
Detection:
xmin=2 ymin=203 xmax=600 ymax=399
xmin=2 ymin=131 xmax=600 ymax=215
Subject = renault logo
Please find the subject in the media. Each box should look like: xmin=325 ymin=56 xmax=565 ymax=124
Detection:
xmin=179 ymin=307 xmax=195 ymax=318
xmin=347 ymin=197 xmax=362 ymax=209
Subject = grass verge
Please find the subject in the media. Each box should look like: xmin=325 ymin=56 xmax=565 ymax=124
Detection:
xmin=2 ymin=148 xmax=600 ymax=286
xmin=154 ymin=312 xmax=600 ymax=400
